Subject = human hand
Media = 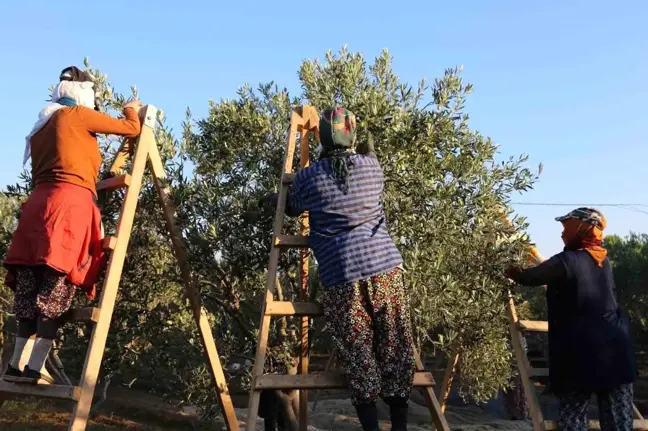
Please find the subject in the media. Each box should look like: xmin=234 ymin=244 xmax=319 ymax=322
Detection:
xmin=124 ymin=99 xmax=143 ymax=112
xmin=258 ymin=193 xmax=279 ymax=209
xmin=505 ymin=266 xmax=521 ymax=281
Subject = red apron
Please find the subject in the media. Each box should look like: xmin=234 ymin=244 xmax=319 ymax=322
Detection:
xmin=4 ymin=182 xmax=106 ymax=300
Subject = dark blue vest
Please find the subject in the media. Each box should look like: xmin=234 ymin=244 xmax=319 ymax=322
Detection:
xmin=546 ymin=250 xmax=636 ymax=393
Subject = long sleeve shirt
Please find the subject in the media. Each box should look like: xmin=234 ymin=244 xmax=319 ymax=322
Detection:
xmin=509 ymin=251 xmax=637 ymax=392
xmin=285 ymin=153 xmax=403 ymax=287
xmin=30 ymin=106 xmax=141 ymax=197
xmin=509 ymin=255 xmax=566 ymax=287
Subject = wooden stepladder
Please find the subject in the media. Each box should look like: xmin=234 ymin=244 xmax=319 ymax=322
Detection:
xmin=0 ymin=105 xmax=239 ymax=431
xmin=246 ymin=105 xmax=450 ymax=431
xmin=432 ymin=216 xmax=648 ymax=430
xmin=507 ymin=245 xmax=647 ymax=431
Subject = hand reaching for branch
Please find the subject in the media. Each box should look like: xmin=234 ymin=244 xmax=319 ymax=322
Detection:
xmin=505 ymin=266 xmax=522 ymax=281
xmin=124 ymin=100 xmax=143 ymax=113
xmin=258 ymin=193 xmax=279 ymax=209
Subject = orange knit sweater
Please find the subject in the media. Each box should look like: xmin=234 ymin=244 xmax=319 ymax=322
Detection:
xmin=30 ymin=106 xmax=141 ymax=196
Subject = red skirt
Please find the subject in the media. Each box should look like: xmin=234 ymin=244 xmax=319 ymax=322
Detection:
xmin=4 ymin=182 xmax=106 ymax=300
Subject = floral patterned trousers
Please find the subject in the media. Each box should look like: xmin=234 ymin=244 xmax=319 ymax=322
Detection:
xmin=13 ymin=266 xmax=76 ymax=321
xmin=320 ymin=267 xmax=415 ymax=406
xmin=558 ymin=384 xmax=634 ymax=431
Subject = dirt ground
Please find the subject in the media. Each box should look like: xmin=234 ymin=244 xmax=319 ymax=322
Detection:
xmin=2 ymin=351 xmax=648 ymax=430
xmin=1 ymin=384 xmax=644 ymax=431
xmin=0 ymin=396 xmax=535 ymax=431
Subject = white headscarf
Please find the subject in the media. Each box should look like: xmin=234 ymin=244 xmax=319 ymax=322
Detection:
xmin=23 ymin=80 xmax=96 ymax=166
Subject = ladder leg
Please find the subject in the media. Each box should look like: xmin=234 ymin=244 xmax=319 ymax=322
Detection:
xmin=634 ymin=403 xmax=644 ymax=420
xmin=247 ymin=309 xmax=273 ymax=431
xmin=68 ymin=317 xmax=112 ymax=430
xmin=147 ymin=140 xmax=239 ymax=430
xmin=108 ymin=138 xmax=133 ymax=175
xmin=248 ymin=113 xmax=301 ymax=430
xmin=298 ymin=314 xmax=309 ymax=431
xmin=248 ymin=231 xmax=286 ymax=429
xmin=68 ymin=115 xmax=153 ymax=431
xmin=193 ymin=305 xmax=240 ymax=429
xmin=413 ymin=346 xmax=450 ymax=431
xmin=297 ymin=131 xmax=310 ymax=431
xmin=507 ymin=298 xmax=545 ymax=431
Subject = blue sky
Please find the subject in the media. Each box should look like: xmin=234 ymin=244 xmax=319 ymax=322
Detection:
xmin=1 ymin=1 xmax=646 ymax=257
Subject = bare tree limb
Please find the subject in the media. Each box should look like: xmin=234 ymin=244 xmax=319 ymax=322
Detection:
xmin=276 ymin=390 xmax=299 ymax=431
xmin=47 ymin=341 xmax=72 ymax=385
xmin=275 ymin=275 xmax=288 ymax=338
xmin=90 ymin=376 xmax=112 ymax=415
xmin=0 ymin=296 xmax=12 ymax=307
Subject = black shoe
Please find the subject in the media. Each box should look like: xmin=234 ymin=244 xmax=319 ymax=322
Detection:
xmin=20 ymin=366 xmax=55 ymax=384
xmin=355 ymin=403 xmax=379 ymax=431
xmin=387 ymin=398 xmax=409 ymax=431
xmin=2 ymin=365 xmax=22 ymax=382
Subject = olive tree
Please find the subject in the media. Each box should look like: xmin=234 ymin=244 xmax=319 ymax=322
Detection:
xmin=0 ymin=49 xmax=541 ymax=421
xmin=182 ymin=47 xmax=540 ymax=403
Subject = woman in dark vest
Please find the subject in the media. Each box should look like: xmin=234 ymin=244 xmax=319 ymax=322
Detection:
xmin=506 ymin=207 xmax=636 ymax=430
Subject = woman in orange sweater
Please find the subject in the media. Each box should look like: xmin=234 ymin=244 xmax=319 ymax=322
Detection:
xmin=2 ymin=66 xmax=142 ymax=384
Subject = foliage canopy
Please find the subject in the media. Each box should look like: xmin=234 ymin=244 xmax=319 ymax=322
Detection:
xmin=0 ymin=48 xmax=542 ymax=416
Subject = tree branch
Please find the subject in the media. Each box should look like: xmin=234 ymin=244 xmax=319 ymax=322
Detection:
xmin=0 ymin=296 xmax=12 ymax=307
xmin=201 ymin=292 xmax=256 ymax=341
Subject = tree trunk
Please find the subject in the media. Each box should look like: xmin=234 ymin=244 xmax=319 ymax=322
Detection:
xmin=90 ymin=376 xmax=112 ymax=416
xmin=46 ymin=340 xmax=72 ymax=385
xmin=275 ymin=275 xmax=288 ymax=338
xmin=260 ymin=389 xmax=299 ymax=431
xmin=276 ymin=390 xmax=299 ymax=431
xmin=503 ymin=372 xmax=529 ymax=420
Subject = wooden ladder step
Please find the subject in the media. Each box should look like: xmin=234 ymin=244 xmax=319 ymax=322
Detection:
xmin=530 ymin=367 xmax=548 ymax=377
xmin=518 ymin=320 xmax=548 ymax=332
xmin=63 ymin=307 xmax=100 ymax=324
xmin=265 ymin=301 xmax=323 ymax=316
xmin=274 ymin=235 xmax=309 ymax=248
xmin=102 ymin=236 xmax=117 ymax=251
xmin=544 ymin=419 xmax=648 ymax=430
xmin=0 ymin=380 xmax=80 ymax=401
xmin=255 ymin=371 xmax=435 ymax=390
xmin=97 ymin=174 xmax=131 ymax=192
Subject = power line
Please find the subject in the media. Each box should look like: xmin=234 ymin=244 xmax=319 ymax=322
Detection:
xmin=510 ymin=202 xmax=648 ymax=215
xmin=613 ymin=205 xmax=648 ymax=215
xmin=511 ymin=202 xmax=648 ymax=207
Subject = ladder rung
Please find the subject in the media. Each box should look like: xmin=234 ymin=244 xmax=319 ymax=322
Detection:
xmin=63 ymin=307 xmax=100 ymax=324
xmin=102 ymin=236 xmax=117 ymax=251
xmin=0 ymin=380 xmax=80 ymax=401
xmin=265 ymin=301 xmax=323 ymax=316
xmin=282 ymin=173 xmax=295 ymax=184
xmin=97 ymin=174 xmax=131 ymax=191
xmin=274 ymin=235 xmax=309 ymax=248
xmin=544 ymin=419 xmax=648 ymax=430
xmin=254 ymin=371 xmax=435 ymax=390
xmin=518 ymin=320 xmax=548 ymax=332
xmin=531 ymin=367 xmax=548 ymax=377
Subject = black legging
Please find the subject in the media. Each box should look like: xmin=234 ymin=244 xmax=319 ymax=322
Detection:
xmin=17 ymin=316 xmax=61 ymax=340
